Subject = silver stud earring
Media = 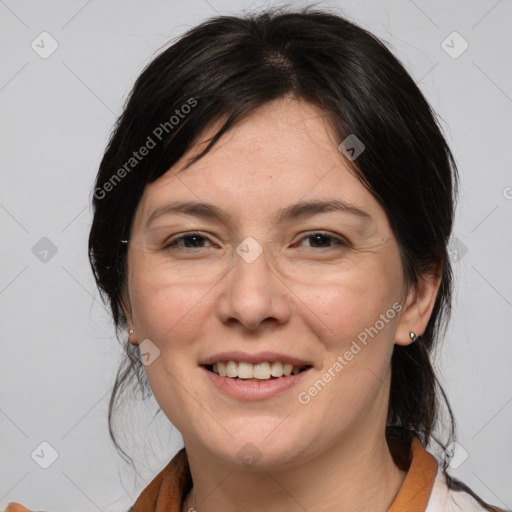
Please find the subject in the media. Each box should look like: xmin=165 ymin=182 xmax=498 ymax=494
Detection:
xmin=129 ymin=329 xmax=134 ymax=336
xmin=409 ymin=331 xmax=418 ymax=342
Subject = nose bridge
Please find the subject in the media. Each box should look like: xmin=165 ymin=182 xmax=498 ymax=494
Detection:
xmin=231 ymin=235 xmax=275 ymax=299
xmin=217 ymin=235 xmax=288 ymax=329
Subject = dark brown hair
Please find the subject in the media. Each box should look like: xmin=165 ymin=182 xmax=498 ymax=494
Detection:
xmin=88 ymin=7 xmax=507 ymax=511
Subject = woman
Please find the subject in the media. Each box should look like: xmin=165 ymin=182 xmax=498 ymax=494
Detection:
xmin=5 ymin=7 xmax=507 ymax=512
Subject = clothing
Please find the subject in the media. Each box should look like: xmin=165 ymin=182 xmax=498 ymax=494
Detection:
xmin=3 ymin=438 xmax=504 ymax=512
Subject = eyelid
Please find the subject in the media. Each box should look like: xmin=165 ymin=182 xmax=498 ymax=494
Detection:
xmin=163 ymin=231 xmax=216 ymax=248
xmin=291 ymin=231 xmax=350 ymax=249
xmin=163 ymin=230 xmax=350 ymax=250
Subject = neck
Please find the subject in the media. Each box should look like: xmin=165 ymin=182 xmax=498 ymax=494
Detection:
xmin=182 ymin=425 xmax=408 ymax=512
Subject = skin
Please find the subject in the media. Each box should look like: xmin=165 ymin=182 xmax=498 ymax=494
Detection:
xmin=123 ymin=96 xmax=441 ymax=512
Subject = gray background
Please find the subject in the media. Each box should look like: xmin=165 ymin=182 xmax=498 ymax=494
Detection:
xmin=1 ymin=0 xmax=511 ymax=510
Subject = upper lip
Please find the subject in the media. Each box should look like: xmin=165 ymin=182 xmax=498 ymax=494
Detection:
xmin=199 ymin=351 xmax=313 ymax=367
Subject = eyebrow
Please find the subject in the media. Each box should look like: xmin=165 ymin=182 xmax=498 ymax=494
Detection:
xmin=145 ymin=199 xmax=372 ymax=228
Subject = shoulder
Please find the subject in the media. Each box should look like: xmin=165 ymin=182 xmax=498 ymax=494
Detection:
xmin=426 ymin=469 xmax=505 ymax=512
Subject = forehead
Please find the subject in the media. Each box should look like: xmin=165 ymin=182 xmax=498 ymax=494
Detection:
xmin=132 ymin=97 xmax=385 ymax=231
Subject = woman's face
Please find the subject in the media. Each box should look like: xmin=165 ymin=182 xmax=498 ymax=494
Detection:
xmin=124 ymin=96 xmax=414 ymax=468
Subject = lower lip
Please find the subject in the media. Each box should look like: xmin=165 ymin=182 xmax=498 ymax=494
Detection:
xmin=201 ymin=366 xmax=311 ymax=400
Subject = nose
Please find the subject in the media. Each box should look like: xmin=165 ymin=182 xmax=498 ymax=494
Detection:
xmin=216 ymin=240 xmax=291 ymax=331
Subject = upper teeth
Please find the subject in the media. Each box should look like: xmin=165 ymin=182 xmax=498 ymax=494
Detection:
xmin=211 ymin=361 xmax=308 ymax=379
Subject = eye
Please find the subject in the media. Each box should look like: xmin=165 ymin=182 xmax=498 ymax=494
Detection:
xmin=291 ymin=232 xmax=349 ymax=250
xmin=162 ymin=231 xmax=349 ymax=252
xmin=163 ymin=231 xmax=217 ymax=250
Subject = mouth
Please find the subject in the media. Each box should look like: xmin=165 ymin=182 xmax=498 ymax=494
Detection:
xmin=202 ymin=361 xmax=313 ymax=381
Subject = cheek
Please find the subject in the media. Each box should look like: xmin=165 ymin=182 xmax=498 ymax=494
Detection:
xmin=295 ymin=254 xmax=402 ymax=343
xmin=128 ymin=275 xmax=209 ymax=424
xmin=294 ymin=264 xmax=400 ymax=420
xmin=292 ymin=252 xmax=403 ymax=416
xmin=128 ymin=264 xmax=211 ymax=343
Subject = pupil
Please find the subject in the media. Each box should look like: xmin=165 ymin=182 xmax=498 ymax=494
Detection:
xmin=311 ymin=234 xmax=328 ymax=247
xmin=185 ymin=235 xmax=203 ymax=247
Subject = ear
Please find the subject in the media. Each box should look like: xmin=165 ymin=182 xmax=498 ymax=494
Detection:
xmin=395 ymin=261 xmax=443 ymax=346
xmin=120 ymin=285 xmax=139 ymax=346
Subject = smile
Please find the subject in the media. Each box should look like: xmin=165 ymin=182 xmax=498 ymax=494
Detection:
xmin=201 ymin=362 xmax=313 ymax=400
xmin=205 ymin=360 xmax=311 ymax=380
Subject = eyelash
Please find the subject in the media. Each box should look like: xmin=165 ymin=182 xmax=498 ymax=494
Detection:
xmin=163 ymin=231 xmax=349 ymax=252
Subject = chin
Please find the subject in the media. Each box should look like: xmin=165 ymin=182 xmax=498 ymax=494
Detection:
xmin=197 ymin=425 xmax=314 ymax=471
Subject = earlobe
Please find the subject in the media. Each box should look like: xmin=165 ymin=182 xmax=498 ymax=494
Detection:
xmin=121 ymin=287 xmax=139 ymax=345
xmin=125 ymin=306 xmax=139 ymax=345
xmin=409 ymin=331 xmax=420 ymax=343
xmin=395 ymin=266 xmax=442 ymax=346
xmin=128 ymin=327 xmax=139 ymax=345
xmin=124 ymin=309 xmax=139 ymax=345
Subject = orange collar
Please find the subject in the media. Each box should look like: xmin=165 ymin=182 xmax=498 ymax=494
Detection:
xmin=130 ymin=436 xmax=438 ymax=512
xmin=388 ymin=437 xmax=438 ymax=511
